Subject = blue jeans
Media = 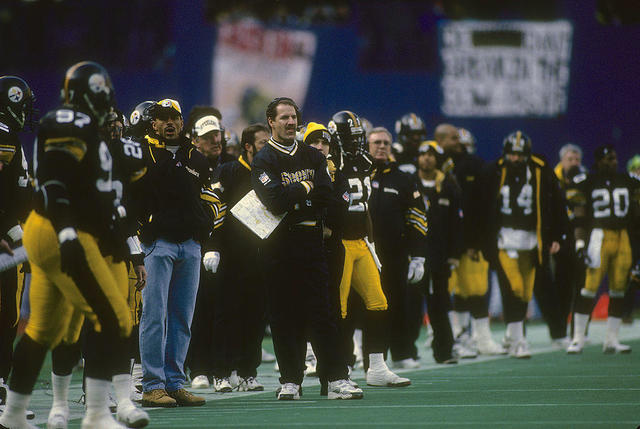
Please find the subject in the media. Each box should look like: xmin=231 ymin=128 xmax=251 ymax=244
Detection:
xmin=140 ymin=238 xmax=201 ymax=392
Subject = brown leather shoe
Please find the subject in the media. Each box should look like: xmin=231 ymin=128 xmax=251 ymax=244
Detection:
xmin=141 ymin=389 xmax=178 ymax=408
xmin=167 ymin=388 xmax=206 ymax=406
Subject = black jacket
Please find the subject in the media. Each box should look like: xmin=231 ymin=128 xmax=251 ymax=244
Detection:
xmin=139 ymin=135 xmax=215 ymax=244
xmin=0 ymin=120 xmax=30 ymax=240
xmin=369 ymin=161 xmax=428 ymax=258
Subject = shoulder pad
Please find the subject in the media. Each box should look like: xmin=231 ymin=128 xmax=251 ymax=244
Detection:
xmin=119 ymin=138 xmax=148 ymax=182
xmin=40 ymin=108 xmax=98 ymax=161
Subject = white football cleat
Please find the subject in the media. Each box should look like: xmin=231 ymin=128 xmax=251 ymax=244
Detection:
xmin=509 ymin=339 xmax=531 ymax=359
xmin=261 ymin=348 xmax=276 ymax=363
xmin=567 ymin=339 xmax=584 ymax=354
xmin=81 ymin=413 xmax=126 ymax=429
xmin=603 ymin=340 xmax=631 ymax=354
xmin=47 ymin=405 xmax=69 ymax=429
xmin=116 ymin=404 xmax=149 ymax=428
xmin=327 ymin=379 xmax=363 ymax=400
xmin=366 ymin=367 xmax=411 ymax=387
xmin=190 ymin=375 xmax=210 ymax=389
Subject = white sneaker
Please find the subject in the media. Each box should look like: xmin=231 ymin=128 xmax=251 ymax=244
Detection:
xmin=229 ymin=371 xmax=241 ymax=389
xmin=81 ymin=413 xmax=126 ymax=429
xmin=116 ymin=404 xmax=149 ymax=428
xmin=304 ymin=356 xmax=317 ymax=377
xmin=191 ymin=375 xmax=210 ymax=389
xmin=47 ymin=405 xmax=69 ymax=429
xmin=327 ymin=379 xmax=363 ymax=400
xmin=509 ymin=339 xmax=531 ymax=359
xmin=603 ymin=340 xmax=631 ymax=354
xmin=261 ymin=348 xmax=276 ymax=363
xmin=392 ymin=358 xmax=420 ymax=369
xmin=366 ymin=368 xmax=411 ymax=387
xmin=551 ymin=337 xmax=571 ymax=351
xmin=213 ymin=377 xmax=232 ymax=393
xmin=238 ymin=376 xmax=264 ymax=392
xmin=0 ymin=416 xmax=39 ymax=429
xmin=277 ymin=383 xmax=300 ymax=400
xmin=476 ymin=338 xmax=507 ymax=355
xmin=453 ymin=341 xmax=478 ymax=359
xmin=567 ymin=339 xmax=584 ymax=354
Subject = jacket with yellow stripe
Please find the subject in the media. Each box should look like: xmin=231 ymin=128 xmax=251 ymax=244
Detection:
xmin=33 ymin=107 xmax=127 ymax=256
xmin=138 ymin=135 xmax=217 ymax=244
xmin=369 ymin=160 xmax=428 ymax=258
xmin=0 ymin=120 xmax=31 ymax=242
xmin=474 ymin=153 xmax=566 ymax=266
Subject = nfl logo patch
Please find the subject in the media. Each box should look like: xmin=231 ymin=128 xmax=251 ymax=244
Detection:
xmin=259 ymin=172 xmax=271 ymax=185
xmin=342 ymin=192 xmax=350 ymax=202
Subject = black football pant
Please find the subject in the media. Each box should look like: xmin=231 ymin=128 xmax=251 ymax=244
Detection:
xmin=424 ymin=268 xmax=455 ymax=362
xmin=186 ymin=268 xmax=220 ymax=379
xmin=378 ymin=248 xmax=417 ymax=362
xmin=0 ymin=267 xmax=18 ymax=384
xmin=223 ymin=250 xmax=267 ymax=379
xmin=263 ymin=227 xmax=347 ymax=386
xmin=534 ymin=262 xmax=567 ymax=340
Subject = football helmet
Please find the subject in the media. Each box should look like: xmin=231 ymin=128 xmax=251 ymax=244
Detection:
xmin=328 ymin=110 xmax=366 ymax=156
xmin=458 ymin=127 xmax=476 ymax=154
xmin=61 ymin=61 xmax=115 ymax=126
xmin=0 ymin=75 xmax=36 ymax=131
xmin=395 ymin=113 xmax=427 ymax=149
xmin=502 ymin=131 xmax=532 ymax=157
xmin=127 ymin=100 xmax=155 ymax=139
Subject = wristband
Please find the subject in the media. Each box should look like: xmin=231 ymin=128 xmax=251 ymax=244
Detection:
xmin=127 ymin=235 xmax=142 ymax=256
xmin=7 ymin=225 xmax=23 ymax=242
xmin=575 ymin=239 xmax=585 ymax=251
xmin=58 ymin=227 xmax=78 ymax=243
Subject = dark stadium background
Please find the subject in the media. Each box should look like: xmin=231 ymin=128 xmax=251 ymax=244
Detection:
xmin=2 ymin=0 xmax=639 ymax=167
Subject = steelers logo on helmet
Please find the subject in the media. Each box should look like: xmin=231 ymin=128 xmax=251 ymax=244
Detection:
xmin=503 ymin=130 xmax=532 ymax=157
xmin=8 ymin=86 xmax=23 ymax=103
xmin=327 ymin=120 xmax=337 ymax=134
xmin=88 ymin=73 xmax=110 ymax=94
xmin=130 ymin=110 xmax=141 ymax=125
xmin=161 ymin=99 xmax=172 ymax=107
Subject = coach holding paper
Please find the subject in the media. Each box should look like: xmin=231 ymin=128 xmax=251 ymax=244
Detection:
xmin=251 ymin=97 xmax=361 ymax=400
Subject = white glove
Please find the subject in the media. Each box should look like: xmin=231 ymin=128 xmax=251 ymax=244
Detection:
xmin=203 ymin=251 xmax=220 ymax=273
xmin=407 ymin=257 xmax=425 ymax=284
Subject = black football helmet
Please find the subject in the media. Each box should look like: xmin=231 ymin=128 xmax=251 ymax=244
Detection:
xmin=126 ymin=100 xmax=155 ymax=139
xmin=503 ymin=131 xmax=532 ymax=157
xmin=395 ymin=113 xmax=427 ymax=149
xmin=328 ymin=110 xmax=366 ymax=156
xmin=0 ymin=75 xmax=36 ymax=131
xmin=61 ymin=61 xmax=115 ymax=126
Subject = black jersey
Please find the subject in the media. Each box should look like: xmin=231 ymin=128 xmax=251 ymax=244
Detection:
xmin=33 ymin=107 xmax=120 ymax=245
xmin=0 ymin=120 xmax=31 ymax=237
xmin=497 ymin=163 xmax=538 ymax=231
xmin=571 ymin=171 xmax=640 ymax=231
xmin=252 ymin=138 xmax=332 ymax=228
xmin=340 ymin=152 xmax=374 ymax=240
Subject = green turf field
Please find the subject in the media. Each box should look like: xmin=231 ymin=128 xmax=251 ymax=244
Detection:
xmin=22 ymin=320 xmax=640 ymax=428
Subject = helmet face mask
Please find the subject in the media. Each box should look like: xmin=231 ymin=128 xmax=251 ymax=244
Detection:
xmin=61 ymin=61 xmax=115 ymax=126
xmin=395 ymin=113 xmax=426 ymax=152
xmin=0 ymin=76 xmax=36 ymax=131
xmin=328 ymin=110 xmax=366 ymax=157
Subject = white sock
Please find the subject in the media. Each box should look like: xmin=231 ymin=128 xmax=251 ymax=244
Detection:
xmin=0 ymin=390 xmax=31 ymax=424
xmin=368 ymin=353 xmax=388 ymax=371
xmin=112 ymin=374 xmax=134 ymax=411
xmin=506 ymin=321 xmax=524 ymax=342
xmin=605 ymin=316 xmax=622 ymax=344
xmin=456 ymin=311 xmax=470 ymax=336
xmin=472 ymin=317 xmax=491 ymax=341
xmin=572 ymin=313 xmax=590 ymax=343
xmin=51 ymin=372 xmax=72 ymax=409
xmin=84 ymin=377 xmax=111 ymax=419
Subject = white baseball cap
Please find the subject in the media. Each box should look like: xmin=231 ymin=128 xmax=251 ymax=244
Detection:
xmin=194 ymin=115 xmax=221 ymax=137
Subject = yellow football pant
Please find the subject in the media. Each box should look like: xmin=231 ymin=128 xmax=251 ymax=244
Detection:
xmin=448 ymin=252 xmax=489 ymax=297
xmin=23 ymin=211 xmax=132 ymax=348
xmin=584 ymin=229 xmax=632 ymax=295
xmin=498 ymin=249 xmax=536 ymax=302
xmin=339 ymin=239 xmax=388 ymax=319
